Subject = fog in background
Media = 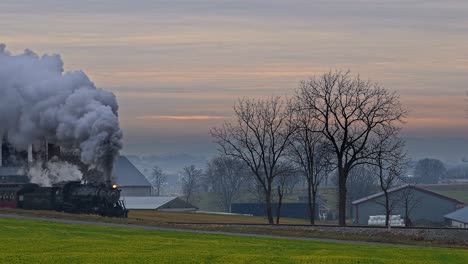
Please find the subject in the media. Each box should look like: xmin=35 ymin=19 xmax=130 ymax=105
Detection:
xmin=2 ymin=0 xmax=468 ymax=164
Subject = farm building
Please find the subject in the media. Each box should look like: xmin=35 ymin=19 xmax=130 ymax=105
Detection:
xmin=0 ymin=144 xmax=30 ymax=208
xmin=444 ymin=206 xmax=468 ymax=228
xmin=122 ymin=196 xmax=197 ymax=211
xmin=113 ymin=156 xmax=152 ymax=197
xmin=0 ymin=167 xmax=29 ymax=184
xmin=0 ymin=168 xmax=29 ymax=208
xmin=352 ymin=185 xmax=465 ymax=226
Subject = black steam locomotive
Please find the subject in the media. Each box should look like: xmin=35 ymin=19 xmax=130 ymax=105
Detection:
xmin=1 ymin=181 xmax=128 ymax=218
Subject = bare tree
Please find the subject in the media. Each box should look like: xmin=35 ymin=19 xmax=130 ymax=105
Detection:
xmin=368 ymin=129 xmax=406 ymax=228
xmin=346 ymin=165 xmax=378 ymax=218
xmin=414 ymin=158 xmax=446 ymax=184
xmin=147 ymin=166 xmax=167 ymax=196
xmin=296 ymin=70 xmax=406 ymax=225
xmin=205 ymin=155 xmax=247 ymax=212
xmin=446 ymin=165 xmax=468 ymax=180
xmin=249 ymin=177 xmax=267 ymax=214
xmin=396 ymin=175 xmax=422 ymax=227
xmin=346 ymin=166 xmax=377 ymax=201
xmin=211 ymin=96 xmax=296 ymax=224
xmin=273 ymin=162 xmax=299 ymax=224
xmin=287 ymin=105 xmax=334 ymax=224
xmin=181 ymin=165 xmax=202 ymax=204
xmin=396 ymin=185 xmax=421 ymax=227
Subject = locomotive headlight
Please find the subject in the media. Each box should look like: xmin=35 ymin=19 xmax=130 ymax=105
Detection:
xmin=112 ymin=184 xmax=118 ymax=189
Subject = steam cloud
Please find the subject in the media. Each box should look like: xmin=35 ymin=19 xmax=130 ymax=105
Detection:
xmin=22 ymin=159 xmax=83 ymax=187
xmin=0 ymin=44 xmax=123 ymax=183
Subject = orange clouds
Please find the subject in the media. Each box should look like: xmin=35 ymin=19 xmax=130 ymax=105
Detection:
xmin=136 ymin=115 xmax=225 ymax=121
xmin=402 ymin=117 xmax=468 ymax=138
xmin=405 ymin=117 xmax=464 ymax=127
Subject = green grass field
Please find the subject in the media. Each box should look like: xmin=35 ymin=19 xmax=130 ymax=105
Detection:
xmin=428 ymin=190 xmax=468 ymax=203
xmin=0 ymin=218 xmax=467 ymax=264
xmin=422 ymin=184 xmax=468 ymax=203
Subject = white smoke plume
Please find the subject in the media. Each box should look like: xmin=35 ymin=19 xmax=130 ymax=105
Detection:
xmin=22 ymin=159 xmax=83 ymax=187
xmin=0 ymin=44 xmax=122 ymax=182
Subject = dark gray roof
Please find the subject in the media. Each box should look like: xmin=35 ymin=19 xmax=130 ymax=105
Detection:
xmin=352 ymin=184 xmax=465 ymax=205
xmin=444 ymin=206 xmax=468 ymax=224
xmin=113 ymin=156 xmax=151 ymax=187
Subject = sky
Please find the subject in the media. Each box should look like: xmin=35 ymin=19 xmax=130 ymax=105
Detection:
xmin=1 ymin=0 xmax=468 ymax=163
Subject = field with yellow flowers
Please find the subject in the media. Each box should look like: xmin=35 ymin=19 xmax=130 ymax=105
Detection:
xmin=0 ymin=218 xmax=467 ymax=264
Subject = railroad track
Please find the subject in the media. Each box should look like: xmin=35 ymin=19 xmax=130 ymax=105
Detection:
xmin=167 ymin=221 xmax=468 ymax=231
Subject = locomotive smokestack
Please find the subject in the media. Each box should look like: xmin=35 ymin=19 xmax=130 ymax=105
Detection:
xmin=102 ymin=149 xmax=115 ymax=187
xmin=103 ymin=164 xmax=113 ymax=187
xmin=104 ymin=170 xmax=112 ymax=187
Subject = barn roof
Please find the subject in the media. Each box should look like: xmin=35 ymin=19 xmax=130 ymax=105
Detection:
xmin=113 ymin=156 xmax=151 ymax=187
xmin=444 ymin=206 xmax=468 ymax=224
xmin=352 ymin=184 xmax=465 ymax=206
xmin=122 ymin=196 xmax=197 ymax=210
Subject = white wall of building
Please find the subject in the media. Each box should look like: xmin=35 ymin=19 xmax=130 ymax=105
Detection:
xmin=451 ymin=220 xmax=468 ymax=229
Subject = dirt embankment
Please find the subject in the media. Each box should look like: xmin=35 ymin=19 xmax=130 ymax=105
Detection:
xmin=241 ymin=224 xmax=468 ymax=246
xmin=166 ymin=223 xmax=468 ymax=248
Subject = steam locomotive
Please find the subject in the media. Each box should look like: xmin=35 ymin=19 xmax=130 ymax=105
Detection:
xmin=0 ymin=181 xmax=128 ymax=218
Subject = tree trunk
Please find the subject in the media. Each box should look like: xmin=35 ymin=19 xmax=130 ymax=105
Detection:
xmin=307 ymin=179 xmax=315 ymax=225
xmin=338 ymin=167 xmax=347 ymax=226
xmin=311 ymin=191 xmax=317 ymax=225
xmin=384 ymin=191 xmax=390 ymax=228
xmin=405 ymin=202 xmax=409 ymax=228
xmin=265 ymin=187 xmax=274 ymax=224
xmin=276 ymin=186 xmax=283 ymax=225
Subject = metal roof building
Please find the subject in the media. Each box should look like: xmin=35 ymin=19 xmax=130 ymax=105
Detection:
xmin=113 ymin=156 xmax=152 ymax=197
xmin=444 ymin=206 xmax=468 ymax=228
xmin=352 ymin=185 xmax=465 ymax=226
xmin=0 ymin=167 xmax=29 ymax=184
xmin=123 ymin=196 xmax=197 ymax=211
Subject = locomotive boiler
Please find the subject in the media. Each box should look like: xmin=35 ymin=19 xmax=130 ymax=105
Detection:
xmin=3 ymin=181 xmax=128 ymax=218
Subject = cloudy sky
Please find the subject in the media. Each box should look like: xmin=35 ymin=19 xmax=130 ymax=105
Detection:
xmin=2 ymin=0 xmax=468 ymax=162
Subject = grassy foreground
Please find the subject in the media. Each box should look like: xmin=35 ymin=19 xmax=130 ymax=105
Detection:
xmin=0 ymin=218 xmax=467 ymax=264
